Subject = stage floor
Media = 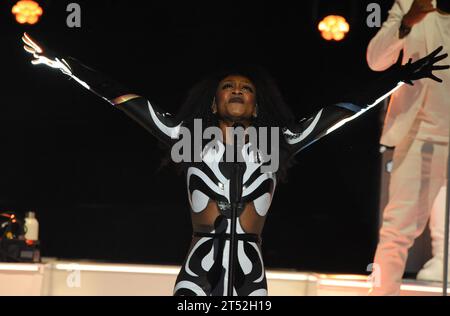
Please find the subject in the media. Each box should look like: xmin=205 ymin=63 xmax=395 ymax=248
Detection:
xmin=0 ymin=260 xmax=447 ymax=296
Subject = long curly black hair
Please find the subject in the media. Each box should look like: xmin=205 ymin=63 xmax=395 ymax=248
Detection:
xmin=161 ymin=64 xmax=298 ymax=182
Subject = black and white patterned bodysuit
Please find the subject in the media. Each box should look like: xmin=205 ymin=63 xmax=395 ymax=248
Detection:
xmin=106 ymin=97 xmax=378 ymax=296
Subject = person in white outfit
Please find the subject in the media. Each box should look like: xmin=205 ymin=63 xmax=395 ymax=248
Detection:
xmin=367 ymin=0 xmax=450 ymax=295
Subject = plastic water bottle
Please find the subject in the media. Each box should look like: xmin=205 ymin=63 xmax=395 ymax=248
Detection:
xmin=25 ymin=211 xmax=39 ymax=241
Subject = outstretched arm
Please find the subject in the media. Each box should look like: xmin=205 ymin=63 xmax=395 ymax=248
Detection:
xmin=22 ymin=33 xmax=181 ymax=146
xmin=284 ymin=46 xmax=449 ymax=156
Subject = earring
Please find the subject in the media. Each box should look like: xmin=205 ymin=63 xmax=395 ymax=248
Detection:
xmin=211 ymin=97 xmax=217 ymax=114
xmin=253 ymin=103 xmax=258 ymax=118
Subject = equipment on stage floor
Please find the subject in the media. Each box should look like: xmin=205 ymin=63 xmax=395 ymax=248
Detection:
xmin=0 ymin=211 xmax=41 ymax=263
xmin=0 ymin=239 xmax=40 ymax=263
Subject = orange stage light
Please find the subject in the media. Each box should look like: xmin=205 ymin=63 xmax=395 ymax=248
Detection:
xmin=12 ymin=0 xmax=43 ymax=25
xmin=318 ymin=15 xmax=349 ymax=41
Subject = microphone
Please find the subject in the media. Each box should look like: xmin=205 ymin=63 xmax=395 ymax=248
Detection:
xmin=232 ymin=123 xmax=246 ymax=165
xmin=227 ymin=123 xmax=246 ymax=295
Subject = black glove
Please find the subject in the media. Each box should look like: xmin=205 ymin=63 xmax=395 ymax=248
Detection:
xmin=395 ymin=46 xmax=449 ymax=85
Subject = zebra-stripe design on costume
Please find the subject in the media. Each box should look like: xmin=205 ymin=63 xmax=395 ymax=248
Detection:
xmin=175 ymin=141 xmax=273 ymax=296
xmin=173 ymin=217 xmax=267 ymax=296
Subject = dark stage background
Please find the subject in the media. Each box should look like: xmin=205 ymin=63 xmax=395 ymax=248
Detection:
xmin=0 ymin=0 xmax=395 ymax=273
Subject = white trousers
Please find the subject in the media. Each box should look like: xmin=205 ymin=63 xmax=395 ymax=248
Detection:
xmin=370 ymin=136 xmax=448 ymax=295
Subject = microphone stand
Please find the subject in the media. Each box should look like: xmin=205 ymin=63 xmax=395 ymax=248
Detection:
xmin=227 ymin=124 xmax=245 ymax=296
xmin=443 ymin=125 xmax=450 ymax=296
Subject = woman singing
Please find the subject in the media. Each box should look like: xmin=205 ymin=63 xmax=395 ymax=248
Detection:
xmin=21 ymin=33 xmax=448 ymax=296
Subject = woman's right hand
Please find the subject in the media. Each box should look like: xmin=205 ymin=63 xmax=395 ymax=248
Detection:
xmin=22 ymin=32 xmax=72 ymax=76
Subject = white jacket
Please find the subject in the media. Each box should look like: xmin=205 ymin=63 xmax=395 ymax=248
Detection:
xmin=367 ymin=0 xmax=440 ymax=146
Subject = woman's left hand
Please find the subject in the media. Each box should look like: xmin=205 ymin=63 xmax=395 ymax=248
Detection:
xmin=397 ymin=46 xmax=450 ymax=85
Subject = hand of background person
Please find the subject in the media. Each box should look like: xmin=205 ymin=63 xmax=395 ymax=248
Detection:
xmin=402 ymin=0 xmax=436 ymax=27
